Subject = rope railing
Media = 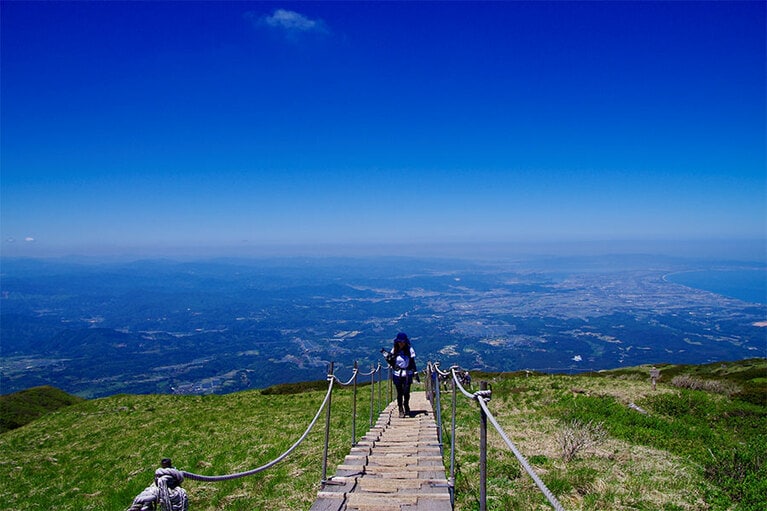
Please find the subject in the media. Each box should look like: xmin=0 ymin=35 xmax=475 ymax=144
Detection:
xmin=129 ymin=356 xmax=565 ymax=511
xmin=177 ymin=362 xmax=386 ymax=489
xmin=427 ymin=361 xmax=567 ymax=511
xmin=329 ymin=367 xmax=359 ymax=386
xmin=155 ymin=361 xmax=387 ymax=490
xmin=357 ymin=363 xmax=380 ymax=376
xmin=181 ymin=375 xmax=336 ymax=483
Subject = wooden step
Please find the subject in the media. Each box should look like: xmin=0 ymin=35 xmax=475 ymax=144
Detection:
xmin=310 ymin=392 xmax=452 ymax=511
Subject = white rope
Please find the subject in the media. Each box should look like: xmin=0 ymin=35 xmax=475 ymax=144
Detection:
xmin=433 ymin=361 xmax=452 ymax=376
xmin=330 ymin=368 xmax=359 ymax=386
xmin=358 ymin=363 xmax=382 ymax=376
xmin=451 ymin=367 xmax=479 ymax=400
xmin=182 ymin=378 xmax=336 ymax=482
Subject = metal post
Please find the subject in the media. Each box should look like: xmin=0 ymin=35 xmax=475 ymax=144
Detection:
xmin=429 ymin=365 xmax=436 ymax=403
xmin=434 ymin=369 xmax=443 ymax=450
xmin=352 ymin=360 xmax=358 ymax=446
xmin=378 ymin=364 xmax=382 ymax=414
xmin=369 ymin=364 xmax=375 ymax=428
xmin=321 ymin=362 xmax=334 ymax=485
xmin=479 ymin=381 xmax=488 ymax=511
xmin=450 ymin=372 xmax=457 ymax=497
xmin=388 ymin=366 xmax=393 ymax=403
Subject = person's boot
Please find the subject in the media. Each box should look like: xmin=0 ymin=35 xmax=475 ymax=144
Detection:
xmin=404 ymin=405 xmax=410 ymax=417
xmin=398 ymin=405 xmax=405 ymax=418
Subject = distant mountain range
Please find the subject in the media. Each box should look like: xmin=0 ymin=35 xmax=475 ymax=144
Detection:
xmin=1 ymin=255 xmax=765 ymax=397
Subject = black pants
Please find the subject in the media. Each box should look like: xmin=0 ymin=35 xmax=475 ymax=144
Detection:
xmin=393 ymin=374 xmax=412 ymax=413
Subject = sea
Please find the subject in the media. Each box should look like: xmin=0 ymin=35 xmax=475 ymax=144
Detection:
xmin=666 ymin=269 xmax=767 ymax=305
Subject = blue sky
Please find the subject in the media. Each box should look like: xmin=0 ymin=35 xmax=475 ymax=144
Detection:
xmin=1 ymin=1 xmax=765 ymax=258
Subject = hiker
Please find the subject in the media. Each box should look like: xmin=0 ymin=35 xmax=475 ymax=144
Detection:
xmin=127 ymin=458 xmax=188 ymax=511
xmin=440 ymin=372 xmax=450 ymax=391
xmin=389 ymin=332 xmax=417 ymax=418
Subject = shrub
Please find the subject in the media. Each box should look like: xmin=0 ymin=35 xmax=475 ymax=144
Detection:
xmin=671 ymin=375 xmax=741 ymax=396
xmin=649 ymin=389 xmax=713 ymax=418
xmin=557 ymin=418 xmax=607 ymax=462
xmin=735 ymin=387 xmax=767 ymax=406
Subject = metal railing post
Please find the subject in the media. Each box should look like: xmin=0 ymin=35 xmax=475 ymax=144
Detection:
xmin=429 ymin=364 xmax=436 ymax=403
xmin=378 ymin=363 xmax=382 ymax=414
xmin=479 ymin=380 xmax=488 ymax=511
xmin=321 ymin=362 xmax=334 ymax=485
xmin=352 ymin=360 xmax=358 ymax=446
xmin=450 ymin=370 xmax=457 ymax=504
xmin=388 ymin=366 xmax=393 ymax=402
xmin=434 ymin=368 xmax=443 ymax=451
xmin=369 ymin=364 xmax=375 ymax=428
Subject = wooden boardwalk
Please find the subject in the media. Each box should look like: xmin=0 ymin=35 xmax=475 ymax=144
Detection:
xmin=310 ymin=391 xmax=452 ymax=511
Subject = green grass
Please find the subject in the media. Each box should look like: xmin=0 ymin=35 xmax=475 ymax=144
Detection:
xmin=439 ymin=358 xmax=766 ymax=511
xmin=1 ymin=359 xmax=764 ymax=510
xmin=0 ymin=381 xmax=389 ymax=511
xmin=0 ymin=385 xmax=84 ymax=433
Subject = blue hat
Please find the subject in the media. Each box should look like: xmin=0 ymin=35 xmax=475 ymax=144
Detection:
xmin=395 ymin=332 xmax=409 ymax=342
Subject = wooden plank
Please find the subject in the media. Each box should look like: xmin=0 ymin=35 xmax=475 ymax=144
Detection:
xmin=307 ymin=497 xmax=344 ymax=511
xmin=357 ymin=477 xmax=424 ymax=492
xmin=346 ymin=493 xmax=418 ymax=507
xmin=376 ymin=470 xmax=421 ymax=479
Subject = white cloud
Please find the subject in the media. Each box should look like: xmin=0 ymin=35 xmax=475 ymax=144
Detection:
xmin=572 ymin=355 xmax=582 ymax=362
xmin=24 ymin=237 xmax=35 ymax=242
xmin=246 ymin=9 xmax=329 ymax=37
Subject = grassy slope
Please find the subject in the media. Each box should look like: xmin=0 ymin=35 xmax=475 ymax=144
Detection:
xmin=0 ymin=360 xmax=764 ymax=511
xmin=446 ymin=359 xmax=766 ymax=511
xmin=0 ymin=385 xmax=85 ymax=433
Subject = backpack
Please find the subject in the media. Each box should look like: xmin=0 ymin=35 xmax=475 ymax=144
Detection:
xmin=404 ymin=343 xmax=417 ymax=373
